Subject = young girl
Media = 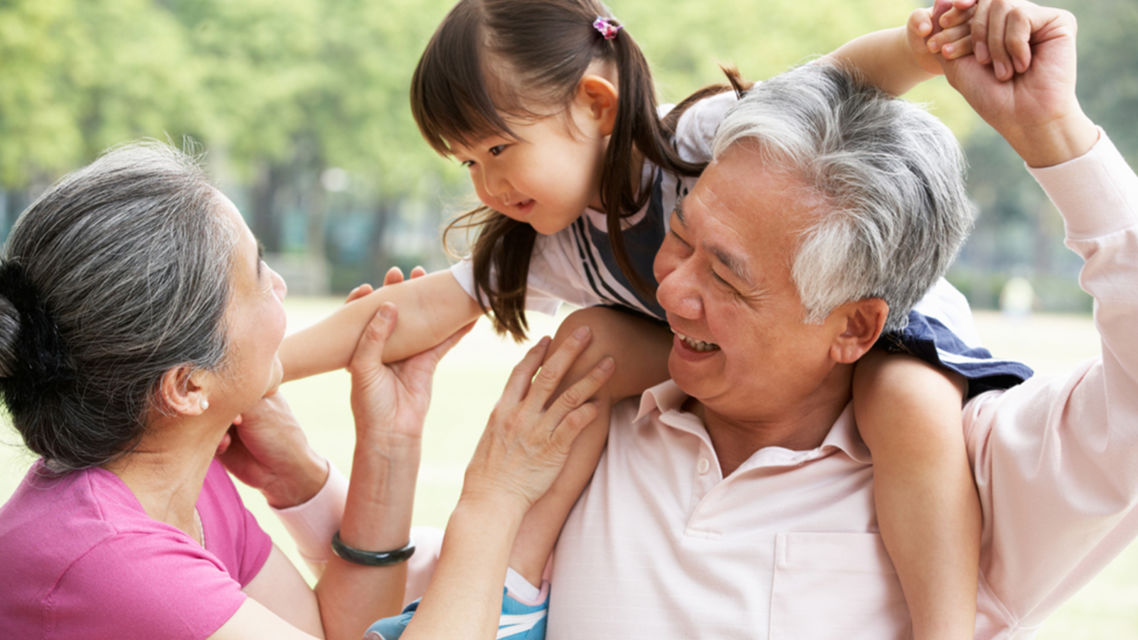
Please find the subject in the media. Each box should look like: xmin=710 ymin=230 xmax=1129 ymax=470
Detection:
xmin=281 ymin=1 xmax=1030 ymax=638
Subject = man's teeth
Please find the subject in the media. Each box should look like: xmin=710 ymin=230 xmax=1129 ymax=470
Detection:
xmin=675 ymin=332 xmax=719 ymax=352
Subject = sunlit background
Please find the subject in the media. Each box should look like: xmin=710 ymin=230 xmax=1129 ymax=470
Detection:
xmin=1 ymin=0 xmax=1136 ymax=636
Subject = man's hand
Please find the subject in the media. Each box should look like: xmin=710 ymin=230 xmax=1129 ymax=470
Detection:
xmin=937 ymin=0 xmax=1097 ymax=166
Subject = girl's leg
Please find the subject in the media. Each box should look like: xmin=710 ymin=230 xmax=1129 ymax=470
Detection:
xmin=508 ymin=307 xmax=672 ymax=584
xmin=853 ymin=350 xmax=977 ymax=640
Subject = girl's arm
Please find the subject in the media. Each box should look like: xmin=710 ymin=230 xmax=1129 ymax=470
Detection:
xmin=853 ymin=352 xmax=976 ymax=640
xmin=279 ymin=269 xmax=482 ymax=382
xmin=822 ymin=2 xmax=975 ymax=97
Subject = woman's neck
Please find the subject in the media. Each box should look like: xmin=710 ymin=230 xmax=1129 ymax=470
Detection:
xmin=101 ymin=414 xmax=228 ymax=543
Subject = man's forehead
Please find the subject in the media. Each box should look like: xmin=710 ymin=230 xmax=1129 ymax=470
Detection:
xmin=676 ymin=175 xmax=758 ymax=287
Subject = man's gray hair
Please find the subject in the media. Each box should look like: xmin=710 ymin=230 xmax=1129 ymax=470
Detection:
xmin=0 ymin=141 xmax=235 ymax=472
xmin=713 ymin=63 xmax=974 ymax=331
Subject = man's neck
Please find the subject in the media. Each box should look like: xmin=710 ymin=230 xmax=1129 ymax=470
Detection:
xmin=692 ymin=368 xmax=854 ymax=476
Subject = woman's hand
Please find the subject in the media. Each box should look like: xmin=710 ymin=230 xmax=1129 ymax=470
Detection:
xmin=462 ymin=326 xmax=616 ymax=511
xmin=217 ymin=392 xmax=328 ymax=509
xmin=348 ymin=301 xmax=473 ymax=450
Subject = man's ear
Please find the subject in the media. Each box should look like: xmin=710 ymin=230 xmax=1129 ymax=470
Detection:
xmin=157 ymin=365 xmax=210 ymax=416
xmin=576 ymin=74 xmax=619 ymax=136
xmin=828 ymin=297 xmax=889 ymax=364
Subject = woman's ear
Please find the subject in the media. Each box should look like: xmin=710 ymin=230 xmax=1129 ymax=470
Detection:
xmin=828 ymin=298 xmax=889 ymax=364
xmin=576 ymin=74 xmax=619 ymax=136
xmin=157 ymin=365 xmax=211 ymax=416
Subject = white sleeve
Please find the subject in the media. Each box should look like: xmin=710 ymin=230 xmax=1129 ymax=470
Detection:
xmin=965 ymin=131 xmax=1138 ymax=629
xmin=449 ymin=255 xmax=563 ymax=316
xmin=270 ymin=461 xmax=347 ymax=576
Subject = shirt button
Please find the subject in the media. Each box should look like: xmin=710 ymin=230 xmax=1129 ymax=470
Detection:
xmin=697 ymin=458 xmax=710 ymax=474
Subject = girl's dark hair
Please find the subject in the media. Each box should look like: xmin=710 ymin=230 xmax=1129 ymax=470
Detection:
xmin=412 ymin=0 xmax=737 ymax=340
xmin=0 ymin=142 xmax=234 ymax=473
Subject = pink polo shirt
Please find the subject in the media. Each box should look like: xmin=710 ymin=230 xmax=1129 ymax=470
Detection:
xmin=274 ymin=132 xmax=1138 ymax=639
xmin=0 ymin=459 xmax=272 ymax=639
xmin=546 ymin=131 xmax=1138 ymax=639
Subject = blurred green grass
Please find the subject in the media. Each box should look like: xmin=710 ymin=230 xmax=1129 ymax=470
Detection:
xmin=1 ymin=298 xmax=1135 ymax=637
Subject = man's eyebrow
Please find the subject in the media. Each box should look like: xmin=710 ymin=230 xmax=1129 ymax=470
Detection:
xmin=710 ymin=246 xmax=753 ymax=286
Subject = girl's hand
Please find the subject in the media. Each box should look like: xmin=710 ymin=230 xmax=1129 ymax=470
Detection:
xmin=348 ymin=302 xmax=473 ymax=450
xmin=908 ymin=0 xmax=978 ymax=74
xmin=343 ymin=266 xmax=428 ymax=304
xmin=462 ymin=326 xmax=616 ymax=511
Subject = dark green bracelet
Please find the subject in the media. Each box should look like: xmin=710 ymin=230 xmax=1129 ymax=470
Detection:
xmin=331 ymin=531 xmax=416 ymax=566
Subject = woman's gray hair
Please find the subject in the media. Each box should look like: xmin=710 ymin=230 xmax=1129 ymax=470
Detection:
xmin=713 ymin=63 xmax=974 ymax=331
xmin=0 ymin=141 xmax=235 ymax=472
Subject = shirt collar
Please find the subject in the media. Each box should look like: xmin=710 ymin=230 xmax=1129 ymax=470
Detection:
xmin=634 ymin=380 xmax=872 ymax=464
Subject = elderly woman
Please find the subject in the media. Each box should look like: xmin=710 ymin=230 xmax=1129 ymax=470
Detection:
xmin=0 ymin=142 xmax=611 ymax=639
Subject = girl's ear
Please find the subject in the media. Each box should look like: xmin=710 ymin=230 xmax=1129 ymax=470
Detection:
xmin=157 ymin=365 xmax=211 ymax=417
xmin=576 ymin=74 xmax=619 ymax=136
xmin=828 ymin=297 xmax=889 ymax=364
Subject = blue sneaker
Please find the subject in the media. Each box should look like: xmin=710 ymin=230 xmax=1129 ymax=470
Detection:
xmin=363 ymin=599 xmax=419 ymax=640
xmin=363 ymin=587 xmax=547 ymax=640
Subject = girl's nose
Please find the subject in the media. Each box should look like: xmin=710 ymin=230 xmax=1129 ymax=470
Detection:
xmin=480 ymin=166 xmax=509 ymax=198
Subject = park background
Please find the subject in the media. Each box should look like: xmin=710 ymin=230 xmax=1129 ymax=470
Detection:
xmin=0 ymin=0 xmax=1136 ymax=636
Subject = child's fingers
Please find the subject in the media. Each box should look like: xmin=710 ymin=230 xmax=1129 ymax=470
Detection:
xmin=937 ymin=3 xmax=975 ymax=30
xmin=500 ymin=337 xmax=552 ymax=404
xmin=910 ymin=7 xmax=934 ymax=39
xmin=344 ymin=283 xmax=374 ymax=303
xmin=382 ymin=266 xmax=405 ymax=286
xmin=409 ymin=265 xmax=427 ymax=279
xmin=931 ymin=23 xmax=974 ymax=59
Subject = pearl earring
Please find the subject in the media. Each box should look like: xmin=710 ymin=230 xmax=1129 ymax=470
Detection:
xmin=200 ymin=398 xmax=210 ymax=411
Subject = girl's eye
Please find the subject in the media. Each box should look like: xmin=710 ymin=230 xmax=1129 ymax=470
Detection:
xmin=488 ymin=144 xmax=507 ymax=156
xmin=460 ymin=159 xmax=475 ymax=168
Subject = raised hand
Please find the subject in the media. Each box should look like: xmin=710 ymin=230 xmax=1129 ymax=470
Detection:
xmin=462 ymin=327 xmax=616 ymax=510
xmin=936 ymin=0 xmax=1096 ymax=166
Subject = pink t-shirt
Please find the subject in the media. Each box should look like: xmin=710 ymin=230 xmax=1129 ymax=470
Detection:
xmin=0 ymin=458 xmax=272 ymax=639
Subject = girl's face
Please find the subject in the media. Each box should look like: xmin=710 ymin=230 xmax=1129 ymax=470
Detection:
xmin=451 ymin=100 xmax=609 ymax=235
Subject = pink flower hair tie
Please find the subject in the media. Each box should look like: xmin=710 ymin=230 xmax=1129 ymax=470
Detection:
xmin=593 ymin=16 xmax=622 ymax=40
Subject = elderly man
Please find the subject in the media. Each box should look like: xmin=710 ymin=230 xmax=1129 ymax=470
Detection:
xmin=545 ymin=2 xmax=1136 ymax=638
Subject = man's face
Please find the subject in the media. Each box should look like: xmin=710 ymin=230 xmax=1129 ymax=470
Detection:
xmin=652 ymin=146 xmax=847 ymax=423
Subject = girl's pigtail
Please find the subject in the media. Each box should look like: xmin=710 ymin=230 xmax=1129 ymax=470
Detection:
xmin=598 ymin=21 xmax=705 ymax=297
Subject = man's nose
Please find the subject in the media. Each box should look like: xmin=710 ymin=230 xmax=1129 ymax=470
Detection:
xmin=656 ymin=265 xmax=703 ymax=319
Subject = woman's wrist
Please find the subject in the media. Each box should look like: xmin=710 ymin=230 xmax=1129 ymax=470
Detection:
xmin=261 ymin=443 xmax=330 ymax=509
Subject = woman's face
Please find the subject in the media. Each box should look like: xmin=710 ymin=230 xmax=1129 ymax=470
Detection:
xmin=215 ymin=191 xmax=288 ymax=408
